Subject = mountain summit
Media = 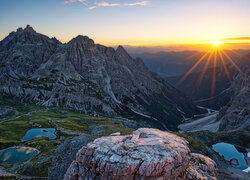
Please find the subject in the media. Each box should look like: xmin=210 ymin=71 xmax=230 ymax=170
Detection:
xmin=0 ymin=26 xmax=203 ymax=130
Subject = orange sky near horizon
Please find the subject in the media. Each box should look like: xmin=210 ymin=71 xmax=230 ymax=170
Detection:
xmin=0 ymin=0 xmax=250 ymax=51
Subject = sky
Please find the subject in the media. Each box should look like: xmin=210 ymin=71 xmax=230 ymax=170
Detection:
xmin=0 ymin=0 xmax=250 ymax=49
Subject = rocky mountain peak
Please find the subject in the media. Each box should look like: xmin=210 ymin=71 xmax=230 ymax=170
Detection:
xmin=5 ymin=25 xmax=59 ymax=46
xmin=115 ymin=45 xmax=130 ymax=57
xmin=116 ymin=45 xmax=126 ymax=51
xmin=15 ymin=25 xmax=36 ymax=35
xmin=0 ymin=26 xmax=203 ymax=130
xmin=113 ymin=45 xmax=134 ymax=66
xmin=16 ymin=27 xmax=23 ymax=33
xmin=51 ymin=37 xmax=61 ymax=44
xmin=0 ymin=25 xmax=61 ymax=78
xmin=23 ymin=24 xmax=36 ymax=33
xmin=68 ymin=35 xmax=94 ymax=46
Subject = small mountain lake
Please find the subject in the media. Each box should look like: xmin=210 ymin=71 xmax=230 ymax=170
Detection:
xmin=212 ymin=142 xmax=248 ymax=170
xmin=21 ymin=128 xmax=56 ymax=141
xmin=0 ymin=146 xmax=39 ymax=164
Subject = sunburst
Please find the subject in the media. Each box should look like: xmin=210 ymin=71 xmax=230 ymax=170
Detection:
xmin=177 ymin=40 xmax=243 ymax=101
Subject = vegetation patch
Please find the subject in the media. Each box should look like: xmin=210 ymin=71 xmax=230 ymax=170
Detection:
xmin=0 ymin=97 xmax=139 ymax=177
xmin=172 ymin=132 xmax=211 ymax=157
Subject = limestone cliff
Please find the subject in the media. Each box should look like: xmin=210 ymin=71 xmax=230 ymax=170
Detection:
xmin=0 ymin=26 xmax=204 ymax=130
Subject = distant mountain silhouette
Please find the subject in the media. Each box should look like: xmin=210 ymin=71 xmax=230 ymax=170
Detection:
xmin=166 ymin=53 xmax=250 ymax=111
xmin=130 ymin=50 xmax=250 ymax=77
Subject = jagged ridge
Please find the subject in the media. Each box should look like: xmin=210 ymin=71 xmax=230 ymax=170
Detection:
xmin=0 ymin=25 xmax=204 ymax=130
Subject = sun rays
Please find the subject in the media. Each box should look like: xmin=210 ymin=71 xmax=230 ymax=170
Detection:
xmin=177 ymin=41 xmax=243 ymax=100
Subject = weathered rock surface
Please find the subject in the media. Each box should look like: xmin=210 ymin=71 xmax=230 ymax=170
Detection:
xmin=0 ymin=167 xmax=16 ymax=178
xmin=0 ymin=25 xmax=204 ymax=130
xmin=0 ymin=25 xmax=60 ymax=79
xmin=185 ymin=153 xmax=217 ymax=180
xmin=64 ymin=128 xmax=217 ymax=180
xmin=48 ymin=134 xmax=90 ymax=180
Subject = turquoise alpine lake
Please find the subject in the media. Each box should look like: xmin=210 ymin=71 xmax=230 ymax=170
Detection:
xmin=212 ymin=142 xmax=247 ymax=170
xmin=21 ymin=128 xmax=56 ymax=141
xmin=0 ymin=146 xmax=39 ymax=164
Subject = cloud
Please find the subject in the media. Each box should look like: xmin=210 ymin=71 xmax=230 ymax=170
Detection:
xmin=125 ymin=1 xmax=149 ymax=6
xmin=222 ymin=37 xmax=250 ymax=41
xmin=63 ymin=0 xmax=74 ymax=4
xmin=95 ymin=1 xmax=120 ymax=7
xmin=63 ymin=0 xmax=149 ymax=10
xmin=88 ymin=6 xmax=97 ymax=10
xmin=63 ymin=0 xmax=86 ymax=5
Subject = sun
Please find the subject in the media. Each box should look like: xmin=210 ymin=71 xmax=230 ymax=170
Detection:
xmin=177 ymin=40 xmax=242 ymax=98
xmin=213 ymin=40 xmax=221 ymax=46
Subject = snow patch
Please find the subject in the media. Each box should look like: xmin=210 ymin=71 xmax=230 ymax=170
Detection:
xmin=243 ymin=167 xmax=250 ymax=173
xmin=131 ymin=109 xmax=151 ymax=118
xmin=197 ymin=106 xmax=218 ymax=114
xmin=130 ymin=109 xmax=169 ymax=130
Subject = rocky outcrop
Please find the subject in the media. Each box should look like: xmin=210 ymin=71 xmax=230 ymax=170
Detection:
xmin=185 ymin=153 xmax=218 ymax=180
xmin=48 ymin=134 xmax=90 ymax=180
xmin=0 ymin=25 xmax=204 ymax=130
xmin=0 ymin=167 xmax=16 ymax=178
xmin=217 ymin=54 xmax=250 ymax=131
xmin=64 ymin=128 xmax=218 ymax=180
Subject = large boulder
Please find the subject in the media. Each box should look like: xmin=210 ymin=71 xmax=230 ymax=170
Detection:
xmin=64 ymin=128 xmax=217 ymax=180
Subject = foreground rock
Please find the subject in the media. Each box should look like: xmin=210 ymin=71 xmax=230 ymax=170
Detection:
xmin=48 ymin=134 xmax=89 ymax=180
xmin=64 ymin=128 xmax=217 ymax=180
xmin=186 ymin=153 xmax=218 ymax=180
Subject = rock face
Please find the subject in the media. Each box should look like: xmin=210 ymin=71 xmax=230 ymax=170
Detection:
xmin=185 ymin=153 xmax=218 ymax=180
xmin=0 ymin=25 xmax=60 ymax=79
xmin=64 ymin=128 xmax=218 ymax=180
xmin=48 ymin=135 xmax=90 ymax=180
xmin=217 ymin=53 xmax=250 ymax=131
xmin=0 ymin=25 xmax=204 ymax=130
xmin=0 ymin=167 xmax=16 ymax=178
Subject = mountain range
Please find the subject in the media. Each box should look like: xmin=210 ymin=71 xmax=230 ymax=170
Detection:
xmin=167 ymin=53 xmax=250 ymax=111
xmin=130 ymin=50 xmax=250 ymax=77
xmin=0 ymin=25 xmax=249 ymax=179
xmin=0 ymin=25 xmax=204 ymax=130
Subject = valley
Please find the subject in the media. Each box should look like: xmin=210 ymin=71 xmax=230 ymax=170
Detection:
xmin=0 ymin=96 xmax=249 ymax=179
xmin=0 ymin=25 xmax=249 ymax=179
xmin=0 ymin=97 xmax=146 ymax=178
